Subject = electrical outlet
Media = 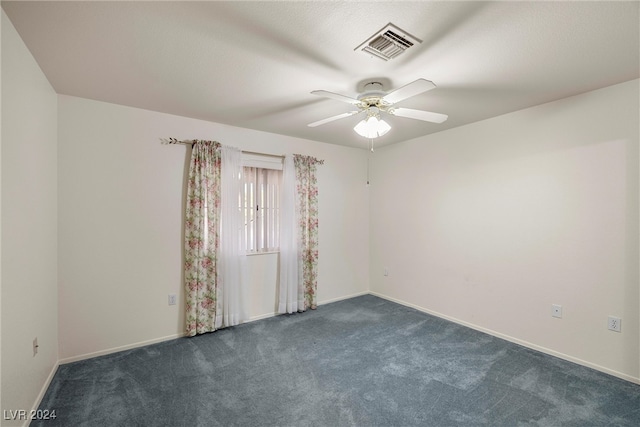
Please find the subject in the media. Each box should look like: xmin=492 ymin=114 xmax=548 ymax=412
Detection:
xmin=608 ymin=316 xmax=621 ymax=332
xmin=384 ymin=267 xmax=389 ymax=277
xmin=551 ymin=304 xmax=562 ymax=318
xmin=33 ymin=337 xmax=39 ymax=357
xmin=168 ymin=294 xmax=177 ymax=306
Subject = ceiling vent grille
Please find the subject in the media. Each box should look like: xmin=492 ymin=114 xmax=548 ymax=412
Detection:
xmin=356 ymin=23 xmax=421 ymax=61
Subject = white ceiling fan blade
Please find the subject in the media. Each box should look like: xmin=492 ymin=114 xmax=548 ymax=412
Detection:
xmin=391 ymin=107 xmax=448 ymax=124
xmin=382 ymin=79 xmax=436 ymax=104
xmin=307 ymin=111 xmax=359 ymax=127
xmin=311 ymin=90 xmax=361 ymax=105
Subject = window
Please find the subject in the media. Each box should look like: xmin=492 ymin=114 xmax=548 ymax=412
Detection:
xmin=241 ymin=166 xmax=282 ymax=253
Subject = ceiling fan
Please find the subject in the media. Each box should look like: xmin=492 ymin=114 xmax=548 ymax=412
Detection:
xmin=308 ymin=78 xmax=448 ymax=138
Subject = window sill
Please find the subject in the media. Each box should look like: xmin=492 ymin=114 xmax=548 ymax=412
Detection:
xmin=246 ymin=251 xmax=280 ymax=257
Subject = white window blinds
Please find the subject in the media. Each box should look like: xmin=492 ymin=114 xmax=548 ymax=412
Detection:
xmin=241 ymin=167 xmax=282 ymax=253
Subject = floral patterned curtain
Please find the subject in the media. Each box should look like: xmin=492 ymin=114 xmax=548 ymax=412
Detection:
xmin=185 ymin=141 xmax=221 ymax=337
xmin=294 ymin=154 xmax=323 ymax=310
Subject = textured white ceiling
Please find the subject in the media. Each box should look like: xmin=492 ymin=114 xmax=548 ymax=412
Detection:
xmin=3 ymin=1 xmax=639 ymax=149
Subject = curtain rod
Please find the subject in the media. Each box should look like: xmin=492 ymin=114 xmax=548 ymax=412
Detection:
xmin=161 ymin=138 xmax=285 ymax=159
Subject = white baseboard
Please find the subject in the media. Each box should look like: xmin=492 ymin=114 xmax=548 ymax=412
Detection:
xmin=24 ymin=360 xmax=60 ymax=427
xmin=248 ymin=312 xmax=277 ymax=322
xmin=60 ymin=292 xmax=370 ymax=365
xmin=369 ymin=291 xmax=640 ymax=385
xmin=318 ymin=290 xmax=370 ymax=306
xmin=58 ymin=333 xmax=186 ymax=365
xmin=54 ymin=290 xmax=639 ymax=386
xmin=247 ymin=290 xmax=370 ymax=322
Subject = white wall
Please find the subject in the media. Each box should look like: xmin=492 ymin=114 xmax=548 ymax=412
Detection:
xmin=370 ymin=79 xmax=640 ymax=381
xmin=57 ymin=95 xmax=369 ymax=361
xmin=4 ymin=10 xmax=638 ymax=415
xmin=1 ymin=10 xmax=59 ymax=424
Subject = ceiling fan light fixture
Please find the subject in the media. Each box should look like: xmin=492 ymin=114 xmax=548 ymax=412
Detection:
xmin=354 ymin=116 xmax=391 ymax=138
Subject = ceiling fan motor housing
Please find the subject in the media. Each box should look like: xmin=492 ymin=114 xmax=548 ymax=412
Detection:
xmin=357 ymin=82 xmax=391 ymax=111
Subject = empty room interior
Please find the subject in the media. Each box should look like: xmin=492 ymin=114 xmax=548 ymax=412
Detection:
xmin=1 ymin=1 xmax=639 ymax=426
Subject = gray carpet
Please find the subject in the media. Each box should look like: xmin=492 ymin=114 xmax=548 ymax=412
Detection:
xmin=35 ymin=295 xmax=639 ymax=426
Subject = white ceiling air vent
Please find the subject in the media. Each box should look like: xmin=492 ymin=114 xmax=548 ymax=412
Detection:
xmin=355 ymin=23 xmax=421 ymax=61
